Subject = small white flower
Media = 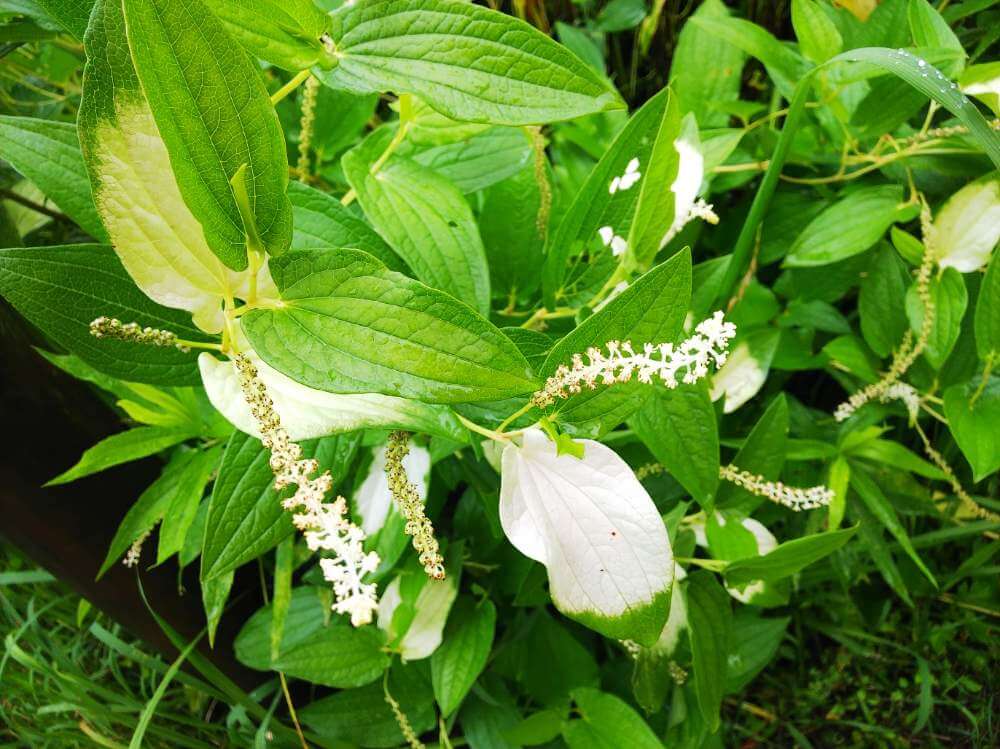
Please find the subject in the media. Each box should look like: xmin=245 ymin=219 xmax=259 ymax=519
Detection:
xmin=609 ymin=157 xmax=641 ymax=194
xmin=597 ymin=225 xmax=628 ymax=256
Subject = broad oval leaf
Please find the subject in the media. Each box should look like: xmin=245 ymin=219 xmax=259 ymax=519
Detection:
xmin=242 ymin=249 xmax=537 ymax=403
xmin=321 ymin=0 xmax=623 ymax=126
xmin=499 ymin=428 xmax=673 ymax=645
xmin=976 ymin=248 xmax=1000 ymax=360
xmin=122 ymin=0 xmax=293 ymax=268
xmin=944 ymin=377 xmax=1000 ymax=482
xmin=430 ymin=598 xmax=496 ymax=717
xmin=273 ymin=625 xmax=390 ymax=688
xmin=905 ymin=266 xmax=968 ymax=369
xmin=932 ymin=175 xmax=1000 ymax=272
xmin=0 ymin=244 xmax=207 ymax=385
xmin=685 ymin=570 xmax=731 ymax=733
xmin=561 ymin=688 xmax=662 ymax=749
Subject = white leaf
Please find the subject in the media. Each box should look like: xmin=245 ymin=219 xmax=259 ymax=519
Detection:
xmin=499 ymin=428 xmax=673 ymax=644
xmin=933 ymin=176 xmax=1000 ymax=272
xmin=198 ymin=338 xmax=465 ymax=441
xmin=354 ymin=443 xmax=431 ymax=534
xmin=671 ymin=116 xmax=704 ymax=226
xmin=724 ymin=517 xmax=777 ymax=604
xmin=710 ymin=329 xmax=779 ymax=413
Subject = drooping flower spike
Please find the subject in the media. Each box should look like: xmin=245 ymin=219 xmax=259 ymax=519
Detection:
xmin=385 ymin=431 xmax=445 ymax=580
xmin=90 ymin=316 xmax=190 ymax=352
xmin=232 ymin=353 xmax=380 ymax=626
xmin=532 ymin=311 xmax=736 ymax=408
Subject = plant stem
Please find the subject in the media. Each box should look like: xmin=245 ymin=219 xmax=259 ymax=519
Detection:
xmin=270 ymin=69 xmax=311 ymax=105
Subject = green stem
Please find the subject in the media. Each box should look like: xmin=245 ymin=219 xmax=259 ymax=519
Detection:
xmin=270 ymin=69 xmax=311 ymax=105
xmin=175 ymin=338 xmax=223 ymax=351
xmin=497 ymin=402 xmax=534 ymax=434
xmin=456 ymin=414 xmax=511 ymax=443
xmin=969 ymin=353 xmax=995 ymax=408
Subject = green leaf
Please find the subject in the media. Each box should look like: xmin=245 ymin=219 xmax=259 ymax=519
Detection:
xmin=235 ymin=586 xmax=325 ymax=669
xmin=404 ymin=126 xmax=533 ymax=195
xmin=716 ymin=395 xmax=789 ymax=509
xmin=202 ymin=569 xmax=233 ymax=647
xmin=201 ymin=430 xmax=360 ymax=580
xmin=541 ymin=250 xmax=692 ymax=437
xmin=850 ymin=499 xmax=914 ymax=606
xmin=98 ymin=448 xmax=206 ymax=577
xmin=319 ymin=0 xmax=623 ymax=126
xmin=299 ymin=661 xmax=436 ymax=747
xmin=0 ymin=244 xmax=207 ymax=385
xmin=288 ymin=181 xmax=406 ymax=272
xmin=784 ymin=185 xmax=905 ymax=268
xmin=595 ymin=0 xmax=647 ymax=33
xmin=906 ymin=266 xmax=968 ymax=369
xmin=273 ymin=625 xmax=389 ymax=688
xmin=34 ymin=0 xmax=95 ymax=40
xmin=685 ymin=570 xmax=731 ymax=733
xmin=480 ymin=164 xmax=546 ymax=299
xmin=156 ymin=445 xmax=221 ymax=564
xmin=860 ymin=244 xmax=912 ymax=357
xmin=431 ymin=598 xmax=496 ymax=716
xmin=625 ymin=91 xmax=684 ymax=272
xmin=690 ymin=13 xmax=811 ymax=98
xmin=202 ymin=0 xmax=336 ymax=71
xmin=561 ymin=688 xmax=662 ymax=749
xmin=725 ymin=612 xmax=789 ymax=692
xmin=908 ymin=0 xmax=964 ymax=72
xmin=975 ymin=249 xmax=1000 ymax=360
xmin=668 ymin=0 xmax=745 ymax=128
xmin=48 ymin=426 xmax=194 ymax=486
xmin=243 ymin=249 xmax=537 ymax=403
xmin=944 ymin=377 xmax=1000 ymax=481
xmin=792 ymin=0 xmax=843 ymax=63
xmin=630 ymin=382 xmax=719 ymax=509
xmin=0 ymin=116 xmax=107 ymax=240
xmin=542 ymin=88 xmax=670 ymax=308
xmin=849 ymin=465 xmax=937 ymax=586
xmin=121 ymin=0 xmax=293 ymax=269
xmin=342 ymin=133 xmax=491 ymax=313
xmin=724 ymin=526 xmax=858 ymax=586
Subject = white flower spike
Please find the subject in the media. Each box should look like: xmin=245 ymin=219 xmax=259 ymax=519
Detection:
xmin=499 ymin=428 xmax=673 ymax=645
xmin=609 ymin=157 xmax=641 ymax=194
xmin=533 ymin=311 xmax=736 ymax=408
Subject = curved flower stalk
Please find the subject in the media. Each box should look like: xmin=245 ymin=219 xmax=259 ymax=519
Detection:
xmin=90 ymin=316 xmax=191 ymax=352
xmin=231 ymin=353 xmax=380 ymax=626
xmin=880 ymin=384 xmax=1000 ymax=525
xmin=835 ymin=200 xmax=936 ymax=422
xmin=532 ymin=311 xmax=736 ymax=408
xmin=717 ymin=465 xmax=834 ymax=511
xmin=638 ymin=462 xmax=834 ymax=512
xmin=385 ymin=431 xmax=445 ymax=580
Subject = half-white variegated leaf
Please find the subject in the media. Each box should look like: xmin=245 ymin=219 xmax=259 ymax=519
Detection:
xmin=377 ymin=572 xmax=458 ymax=661
xmin=710 ymin=328 xmax=779 ymax=414
xmin=79 ymin=0 xmax=259 ymax=333
xmin=355 ymin=442 xmax=431 ymax=534
xmin=933 ymin=175 xmax=1000 ymax=272
xmin=198 ymin=345 xmax=466 ymax=443
xmin=499 ymin=428 xmax=672 ymax=645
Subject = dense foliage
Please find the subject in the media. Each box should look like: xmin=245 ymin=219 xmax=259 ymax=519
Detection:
xmin=1 ymin=0 xmax=998 ymax=747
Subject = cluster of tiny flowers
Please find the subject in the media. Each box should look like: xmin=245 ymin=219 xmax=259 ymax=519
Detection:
xmin=385 ymin=431 xmax=445 ymax=580
xmin=296 ymin=74 xmax=320 ymax=180
xmin=609 ymin=157 xmax=641 ymax=193
xmin=834 ymin=205 xmax=936 ymax=422
xmin=719 ymin=464 xmax=833 ymax=511
xmin=123 ymin=529 xmax=151 ymax=568
xmin=598 ymin=225 xmax=628 ymax=256
xmin=661 ymin=198 xmax=720 ymax=247
xmin=90 ymin=316 xmax=188 ymax=352
xmin=532 ymin=311 xmax=736 ymax=408
xmin=881 ymin=382 xmax=921 ymax=421
xmin=232 ymin=354 xmax=380 ymax=626
xmin=384 ymin=679 xmax=425 ymax=749
xmin=668 ymin=661 xmax=689 ymax=686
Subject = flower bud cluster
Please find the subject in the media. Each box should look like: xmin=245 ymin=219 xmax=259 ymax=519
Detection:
xmin=718 ymin=464 xmax=833 ymax=511
xmin=90 ymin=316 xmax=188 ymax=352
xmin=532 ymin=311 xmax=736 ymax=408
xmin=385 ymin=431 xmax=445 ymax=580
xmin=232 ymin=353 xmax=379 ymax=626
xmin=123 ymin=528 xmax=152 ymax=568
